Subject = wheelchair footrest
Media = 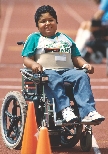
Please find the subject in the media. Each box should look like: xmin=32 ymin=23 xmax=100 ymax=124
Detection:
xmin=55 ymin=119 xmax=80 ymax=126
xmin=55 ymin=120 xmax=62 ymax=126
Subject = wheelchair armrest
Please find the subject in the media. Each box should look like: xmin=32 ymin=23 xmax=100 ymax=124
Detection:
xmin=17 ymin=41 xmax=25 ymax=45
xmin=20 ymin=68 xmax=48 ymax=84
xmin=75 ymin=68 xmax=89 ymax=73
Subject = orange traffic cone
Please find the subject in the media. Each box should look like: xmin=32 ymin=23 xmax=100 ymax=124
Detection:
xmin=36 ymin=127 xmax=52 ymax=154
xmin=21 ymin=101 xmax=38 ymax=154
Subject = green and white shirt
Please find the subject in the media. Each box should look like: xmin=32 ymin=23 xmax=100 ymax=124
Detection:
xmin=21 ymin=32 xmax=81 ymax=57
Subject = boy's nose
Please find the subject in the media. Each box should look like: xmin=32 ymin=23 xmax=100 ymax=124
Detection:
xmin=46 ymin=21 xmax=50 ymax=25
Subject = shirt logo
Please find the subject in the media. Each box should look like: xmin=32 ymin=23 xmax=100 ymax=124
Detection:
xmin=45 ymin=40 xmax=71 ymax=53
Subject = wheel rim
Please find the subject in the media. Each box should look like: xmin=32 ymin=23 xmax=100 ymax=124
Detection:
xmin=61 ymin=125 xmax=82 ymax=147
xmin=3 ymin=96 xmax=22 ymax=144
xmin=61 ymin=126 xmax=75 ymax=145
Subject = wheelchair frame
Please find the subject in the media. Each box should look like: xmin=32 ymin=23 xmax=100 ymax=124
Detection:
xmin=1 ymin=68 xmax=93 ymax=152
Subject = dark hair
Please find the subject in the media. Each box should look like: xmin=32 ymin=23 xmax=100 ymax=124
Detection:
xmin=34 ymin=5 xmax=58 ymax=27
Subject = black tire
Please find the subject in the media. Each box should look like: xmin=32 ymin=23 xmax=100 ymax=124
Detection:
xmin=90 ymin=51 xmax=103 ymax=64
xmin=1 ymin=91 xmax=27 ymax=149
xmin=61 ymin=124 xmax=83 ymax=148
xmin=80 ymin=131 xmax=92 ymax=152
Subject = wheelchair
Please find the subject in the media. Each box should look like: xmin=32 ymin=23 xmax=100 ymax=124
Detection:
xmin=83 ymin=25 xmax=108 ymax=64
xmin=1 ymin=45 xmax=93 ymax=152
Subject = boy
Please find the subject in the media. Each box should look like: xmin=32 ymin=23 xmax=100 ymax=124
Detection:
xmin=21 ymin=5 xmax=105 ymax=124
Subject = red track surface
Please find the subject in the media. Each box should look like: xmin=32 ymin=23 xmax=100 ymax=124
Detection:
xmin=0 ymin=0 xmax=108 ymax=153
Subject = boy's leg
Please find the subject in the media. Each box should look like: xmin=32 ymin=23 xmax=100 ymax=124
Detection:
xmin=44 ymin=69 xmax=70 ymax=113
xmin=44 ymin=69 xmax=105 ymax=124
xmin=61 ymin=69 xmax=95 ymax=119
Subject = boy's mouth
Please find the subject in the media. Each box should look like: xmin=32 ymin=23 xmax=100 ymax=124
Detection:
xmin=45 ymin=26 xmax=52 ymax=31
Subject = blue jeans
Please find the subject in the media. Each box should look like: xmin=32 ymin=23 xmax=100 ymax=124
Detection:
xmin=44 ymin=69 xmax=95 ymax=119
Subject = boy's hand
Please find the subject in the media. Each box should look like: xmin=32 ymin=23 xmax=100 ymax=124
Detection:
xmin=32 ymin=63 xmax=43 ymax=73
xmin=84 ymin=64 xmax=94 ymax=74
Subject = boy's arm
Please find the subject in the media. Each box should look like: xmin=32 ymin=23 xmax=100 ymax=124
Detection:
xmin=72 ymin=56 xmax=94 ymax=74
xmin=23 ymin=56 xmax=43 ymax=73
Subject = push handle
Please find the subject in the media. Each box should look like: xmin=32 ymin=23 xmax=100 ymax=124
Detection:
xmin=17 ymin=41 xmax=25 ymax=45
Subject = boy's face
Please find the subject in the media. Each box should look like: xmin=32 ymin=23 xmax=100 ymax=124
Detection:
xmin=38 ymin=12 xmax=57 ymax=37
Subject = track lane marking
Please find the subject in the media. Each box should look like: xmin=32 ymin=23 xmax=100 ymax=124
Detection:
xmin=0 ymin=1 xmax=14 ymax=62
xmin=92 ymin=86 xmax=108 ymax=89
xmin=0 ymin=85 xmax=21 ymax=89
xmin=92 ymin=135 xmax=101 ymax=154
xmin=0 ymin=63 xmax=106 ymax=68
xmin=0 ymin=85 xmax=108 ymax=102
xmin=0 ymin=78 xmax=108 ymax=82
xmin=0 ymin=78 xmax=21 ymax=82
xmin=1 ymin=85 xmax=108 ymax=89
xmin=59 ymin=0 xmax=84 ymax=23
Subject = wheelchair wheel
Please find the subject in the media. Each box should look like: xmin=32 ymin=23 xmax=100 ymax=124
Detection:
xmin=61 ymin=124 xmax=83 ymax=148
xmin=1 ymin=91 xmax=27 ymax=149
xmin=80 ymin=131 xmax=92 ymax=152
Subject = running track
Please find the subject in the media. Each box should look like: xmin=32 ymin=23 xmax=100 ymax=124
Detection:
xmin=0 ymin=0 xmax=108 ymax=153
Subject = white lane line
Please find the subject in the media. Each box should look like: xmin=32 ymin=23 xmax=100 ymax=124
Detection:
xmin=0 ymin=64 xmax=23 ymax=68
xmin=0 ymin=85 xmax=108 ymax=102
xmin=0 ymin=78 xmax=108 ymax=82
xmin=0 ymin=1 xmax=14 ymax=62
xmin=0 ymin=85 xmax=21 ymax=89
xmin=91 ymin=79 xmax=108 ymax=82
xmin=1 ymin=85 xmax=108 ymax=89
xmin=92 ymin=135 xmax=101 ymax=154
xmin=95 ymin=99 xmax=108 ymax=101
xmin=59 ymin=0 xmax=84 ymax=23
xmin=0 ymin=78 xmax=21 ymax=82
xmin=0 ymin=64 xmax=107 ymax=68
xmin=0 ymin=63 xmax=106 ymax=68
xmin=92 ymin=86 xmax=108 ymax=89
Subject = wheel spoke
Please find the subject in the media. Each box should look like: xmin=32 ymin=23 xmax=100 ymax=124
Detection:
xmin=7 ymin=121 xmax=14 ymax=136
xmin=7 ymin=115 xmax=21 ymax=136
xmin=12 ymin=100 xmax=17 ymax=115
xmin=5 ymin=110 xmax=12 ymax=118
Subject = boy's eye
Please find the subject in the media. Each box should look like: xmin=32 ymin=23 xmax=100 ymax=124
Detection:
xmin=40 ymin=20 xmax=46 ymax=23
xmin=39 ymin=19 xmax=54 ymax=23
xmin=49 ymin=19 xmax=53 ymax=22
